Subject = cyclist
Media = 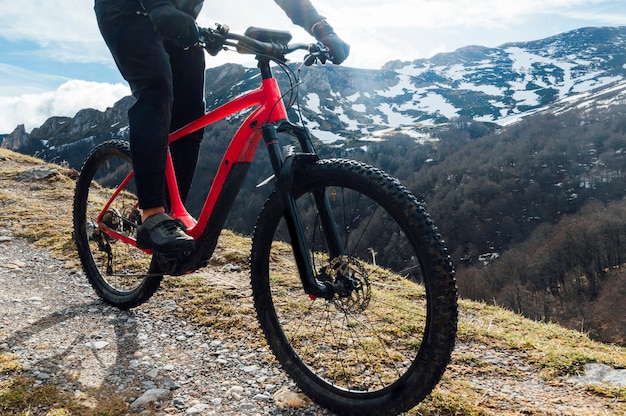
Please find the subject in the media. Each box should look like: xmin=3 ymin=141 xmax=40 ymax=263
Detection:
xmin=93 ymin=0 xmax=350 ymax=254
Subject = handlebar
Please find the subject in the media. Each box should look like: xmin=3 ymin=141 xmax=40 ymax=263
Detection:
xmin=198 ymin=24 xmax=331 ymax=66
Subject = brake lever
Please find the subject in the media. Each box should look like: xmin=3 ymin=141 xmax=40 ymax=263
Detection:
xmin=303 ymin=42 xmax=330 ymax=66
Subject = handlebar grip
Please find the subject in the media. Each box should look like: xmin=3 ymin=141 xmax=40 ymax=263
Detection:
xmin=304 ymin=54 xmax=317 ymax=66
xmin=234 ymin=27 xmax=291 ymax=60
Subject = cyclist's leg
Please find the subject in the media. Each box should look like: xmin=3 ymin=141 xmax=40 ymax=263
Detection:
xmin=95 ymin=9 xmax=193 ymax=253
xmin=167 ymin=42 xmax=206 ymax=205
xmin=95 ymin=7 xmax=172 ymax=211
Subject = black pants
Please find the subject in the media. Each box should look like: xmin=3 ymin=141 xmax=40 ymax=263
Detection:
xmin=95 ymin=3 xmax=205 ymax=209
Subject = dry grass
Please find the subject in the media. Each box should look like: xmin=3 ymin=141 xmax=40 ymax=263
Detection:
xmin=424 ymin=299 xmax=626 ymax=415
xmin=1 ymin=147 xmax=626 ymax=415
xmin=0 ymin=354 xmax=127 ymax=416
xmin=0 ymin=149 xmax=78 ymax=259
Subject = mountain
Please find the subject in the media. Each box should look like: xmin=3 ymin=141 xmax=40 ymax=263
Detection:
xmin=392 ymin=26 xmax=626 ymax=125
xmin=3 ymin=25 xmax=626 ymax=157
xmin=260 ymin=25 xmax=626 ymax=142
xmin=3 ymin=26 xmax=626 ymax=241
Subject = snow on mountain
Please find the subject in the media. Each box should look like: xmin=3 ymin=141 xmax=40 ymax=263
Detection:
xmin=3 ymin=26 xmax=626 ymax=150
xmin=297 ymin=26 xmax=626 ymax=143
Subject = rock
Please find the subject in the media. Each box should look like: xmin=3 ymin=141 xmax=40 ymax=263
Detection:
xmin=84 ymin=341 xmax=109 ymax=350
xmin=186 ymin=403 xmax=210 ymax=414
xmin=569 ymin=363 xmax=626 ymax=386
xmin=2 ymin=261 xmax=26 ymax=269
xmin=243 ymin=364 xmax=260 ymax=373
xmin=222 ymin=264 xmax=242 ymax=272
xmin=1 ymin=124 xmax=31 ymax=150
xmin=173 ymin=397 xmax=188 ymax=408
xmin=226 ymin=385 xmax=244 ymax=397
xmin=239 ymin=402 xmax=256 ymax=411
xmin=16 ymin=166 xmax=59 ymax=181
xmin=273 ymin=386 xmax=311 ymax=409
xmin=129 ymin=388 xmax=171 ymax=410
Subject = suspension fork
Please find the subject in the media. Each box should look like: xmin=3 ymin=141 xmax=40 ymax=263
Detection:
xmin=263 ymin=124 xmax=344 ymax=299
xmin=277 ymin=122 xmax=345 ymax=259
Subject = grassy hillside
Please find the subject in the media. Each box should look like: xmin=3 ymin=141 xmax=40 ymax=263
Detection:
xmin=1 ymin=147 xmax=625 ymax=415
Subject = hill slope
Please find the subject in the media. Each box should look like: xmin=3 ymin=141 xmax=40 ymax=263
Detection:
xmin=1 ymin=149 xmax=626 ymax=415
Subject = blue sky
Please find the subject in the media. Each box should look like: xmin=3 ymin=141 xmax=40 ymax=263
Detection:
xmin=0 ymin=0 xmax=625 ymax=134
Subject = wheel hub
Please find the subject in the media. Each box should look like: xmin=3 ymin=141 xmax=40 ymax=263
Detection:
xmin=320 ymin=256 xmax=371 ymax=313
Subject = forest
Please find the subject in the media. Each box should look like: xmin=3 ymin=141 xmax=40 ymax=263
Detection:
xmin=185 ymin=103 xmax=626 ymax=345
xmin=375 ymin=106 xmax=626 ymax=345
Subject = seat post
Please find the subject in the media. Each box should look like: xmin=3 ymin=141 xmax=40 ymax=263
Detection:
xmin=257 ymin=57 xmax=273 ymax=80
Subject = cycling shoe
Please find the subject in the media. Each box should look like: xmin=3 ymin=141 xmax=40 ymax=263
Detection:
xmin=136 ymin=213 xmax=195 ymax=254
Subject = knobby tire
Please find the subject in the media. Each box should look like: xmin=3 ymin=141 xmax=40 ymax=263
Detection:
xmin=73 ymin=140 xmax=162 ymax=309
xmin=250 ymin=158 xmax=458 ymax=416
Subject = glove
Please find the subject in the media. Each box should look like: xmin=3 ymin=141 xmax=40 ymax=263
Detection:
xmin=148 ymin=3 xmax=199 ymax=48
xmin=311 ymin=20 xmax=350 ymax=65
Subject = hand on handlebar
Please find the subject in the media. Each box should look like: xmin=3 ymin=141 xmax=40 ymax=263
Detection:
xmin=148 ymin=4 xmax=199 ymax=48
xmin=311 ymin=20 xmax=350 ymax=65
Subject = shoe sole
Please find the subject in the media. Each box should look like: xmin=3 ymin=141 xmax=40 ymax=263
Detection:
xmin=136 ymin=240 xmax=195 ymax=254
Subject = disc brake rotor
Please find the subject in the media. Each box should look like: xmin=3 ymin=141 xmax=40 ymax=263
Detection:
xmin=320 ymin=256 xmax=371 ymax=313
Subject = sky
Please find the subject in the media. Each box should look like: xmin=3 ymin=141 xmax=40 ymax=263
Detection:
xmin=0 ymin=1 xmax=624 ymax=134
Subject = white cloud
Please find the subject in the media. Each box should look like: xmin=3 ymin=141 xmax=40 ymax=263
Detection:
xmin=0 ymin=1 xmax=100 ymax=43
xmin=319 ymin=0 xmax=626 ymax=29
xmin=0 ymin=80 xmax=130 ymax=134
xmin=333 ymin=0 xmax=624 ymax=68
xmin=0 ymin=63 xmax=70 ymax=96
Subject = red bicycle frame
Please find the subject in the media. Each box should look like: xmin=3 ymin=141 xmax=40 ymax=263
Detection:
xmin=168 ymin=76 xmax=288 ymax=237
xmin=97 ymin=74 xmax=288 ymax=248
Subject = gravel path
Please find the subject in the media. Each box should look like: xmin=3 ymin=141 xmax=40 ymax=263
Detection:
xmin=0 ymin=233 xmax=328 ymax=415
xmin=2 ymin=225 xmax=626 ymax=416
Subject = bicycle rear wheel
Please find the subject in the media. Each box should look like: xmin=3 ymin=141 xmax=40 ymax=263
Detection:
xmin=250 ymin=159 xmax=457 ymax=416
xmin=73 ymin=140 xmax=162 ymax=309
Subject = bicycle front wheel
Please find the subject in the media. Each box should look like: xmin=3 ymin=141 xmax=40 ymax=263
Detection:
xmin=73 ymin=140 xmax=162 ymax=309
xmin=251 ymin=158 xmax=458 ymax=416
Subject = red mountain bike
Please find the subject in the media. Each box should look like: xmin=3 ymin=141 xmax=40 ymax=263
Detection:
xmin=72 ymin=24 xmax=458 ymax=416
